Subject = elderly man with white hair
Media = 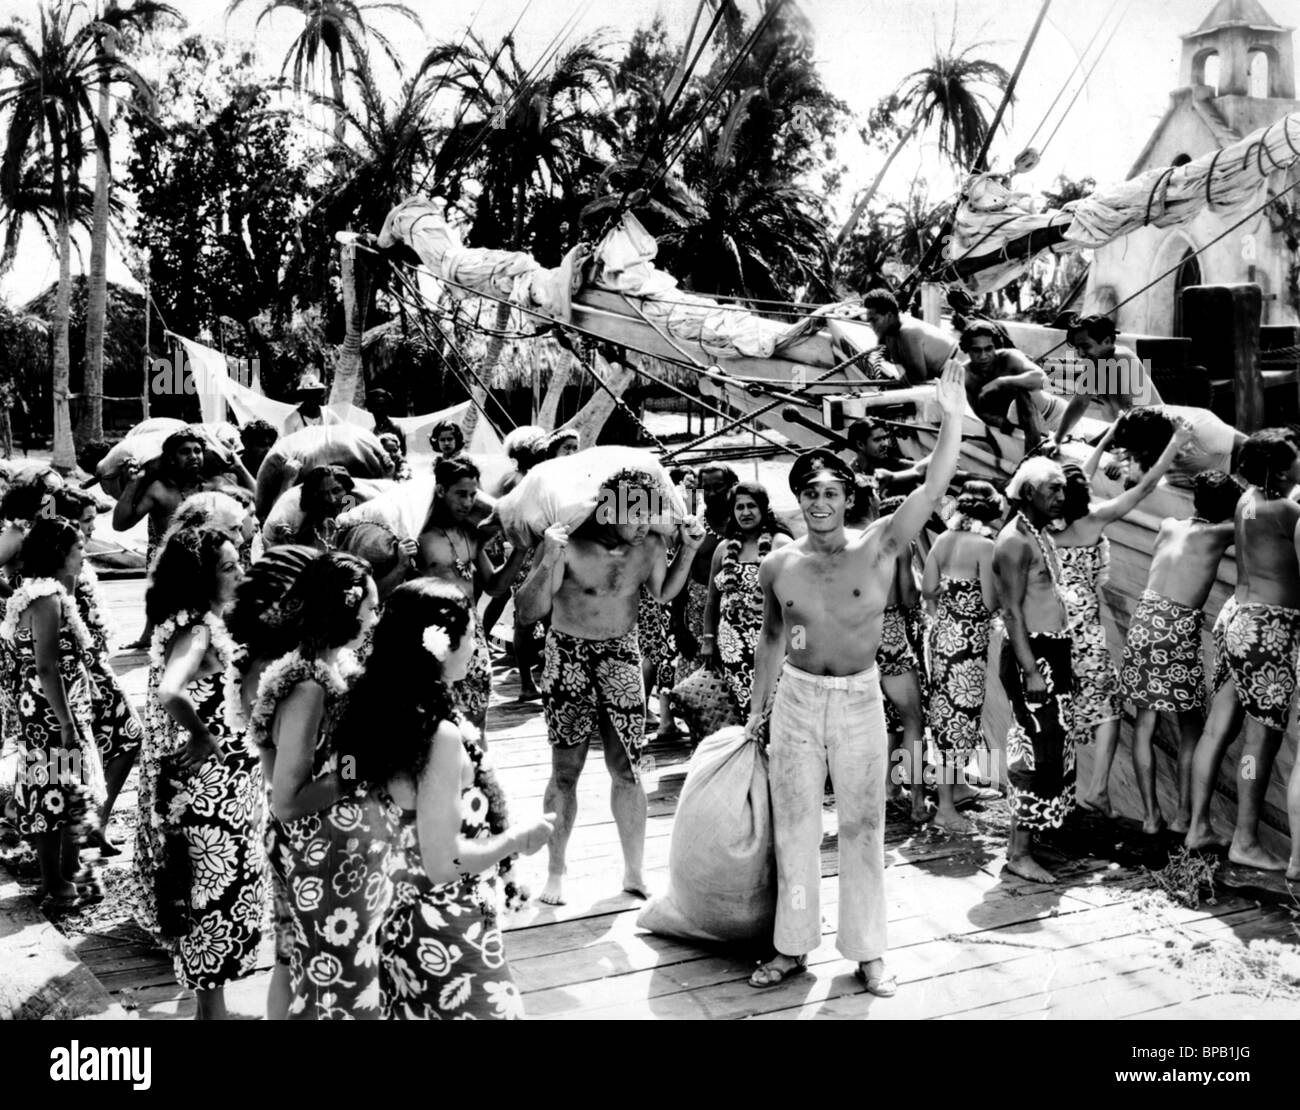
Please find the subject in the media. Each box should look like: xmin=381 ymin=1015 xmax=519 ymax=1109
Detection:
xmin=993 ymin=455 xmax=1074 ymax=882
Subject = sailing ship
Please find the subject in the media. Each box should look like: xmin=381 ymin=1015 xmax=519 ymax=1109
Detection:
xmin=357 ymin=6 xmax=1300 ymax=858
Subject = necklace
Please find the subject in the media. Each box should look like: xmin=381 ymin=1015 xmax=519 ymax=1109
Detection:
xmin=1015 ymin=510 xmax=1066 ymax=600
xmin=437 ymin=526 xmax=475 ymax=583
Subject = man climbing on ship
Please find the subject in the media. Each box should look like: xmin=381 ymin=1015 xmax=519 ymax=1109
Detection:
xmin=860 ymin=289 xmax=960 ymax=385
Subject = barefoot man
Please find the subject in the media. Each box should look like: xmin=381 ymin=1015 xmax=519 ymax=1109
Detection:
xmin=994 ymin=456 xmax=1073 ymax=883
xmin=1115 ymin=471 xmax=1239 ymax=835
xmin=745 ymin=361 xmax=965 ymax=994
xmin=417 ymin=455 xmax=530 ymax=740
xmin=1194 ymin=429 xmax=1300 ymax=872
xmin=515 ymin=468 xmax=704 ymax=905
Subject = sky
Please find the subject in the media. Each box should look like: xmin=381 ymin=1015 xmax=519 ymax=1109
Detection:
xmin=2 ymin=0 xmax=1298 ymax=303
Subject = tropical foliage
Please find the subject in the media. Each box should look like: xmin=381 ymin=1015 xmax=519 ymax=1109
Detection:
xmin=0 ymin=0 xmax=1060 ymax=457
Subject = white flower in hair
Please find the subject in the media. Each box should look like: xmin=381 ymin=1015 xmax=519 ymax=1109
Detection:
xmin=422 ymin=625 xmax=451 ymax=662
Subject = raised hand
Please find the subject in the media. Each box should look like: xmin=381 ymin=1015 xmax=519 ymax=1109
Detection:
xmin=679 ymin=515 xmax=706 ymax=549
xmin=936 ymin=359 xmax=966 ymax=415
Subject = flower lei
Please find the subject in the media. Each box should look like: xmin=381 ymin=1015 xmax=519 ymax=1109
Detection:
xmin=1014 ymin=510 xmax=1070 ymax=614
xmin=75 ymin=563 xmax=115 ymax=653
xmin=0 ymin=577 xmax=95 ymax=654
xmin=721 ymin=531 xmax=773 ymax=573
xmin=244 ymin=649 xmax=348 ymax=755
xmin=458 ymin=720 xmax=529 ymax=915
xmin=949 ymin=513 xmax=997 ymax=539
xmin=147 ymin=608 xmax=236 ymax=674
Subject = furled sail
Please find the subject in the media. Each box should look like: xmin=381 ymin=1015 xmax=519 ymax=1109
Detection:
xmin=945 ymin=109 xmax=1300 ymax=292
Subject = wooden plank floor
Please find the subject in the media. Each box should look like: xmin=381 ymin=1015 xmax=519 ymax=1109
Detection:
xmin=17 ymin=577 xmax=1298 ymax=1020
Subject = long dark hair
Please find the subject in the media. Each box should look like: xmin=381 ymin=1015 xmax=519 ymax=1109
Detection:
xmin=145 ymin=526 xmax=232 ymax=624
xmin=226 ymin=545 xmax=319 ymax=670
xmin=277 ymin=552 xmax=372 ymax=659
xmin=1059 ymin=463 xmax=1092 ymax=524
xmin=20 ymin=518 xmax=81 ymax=579
xmin=333 ymin=579 xmax=473 ymax=786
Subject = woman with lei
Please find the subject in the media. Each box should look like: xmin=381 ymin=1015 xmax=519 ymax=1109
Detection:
xmin=335 ymin=579 xmax=553 ymax=1020
xmin=132 ymin=526 xmax=263 ymax=1020
xmin=0 ymin=476 xmax=63 ymax=749
xmin=243 ymin=553 xmax=391 ymax=1021
xmin=55 ymin=488 xmax=142 ymax=856
xmin=701 ymin=482 xmax=791 ymax=718
xmin=921 ymin=481 xmax=1003 ymax=834
xmin=1053 ymin=423 xmax=1191 ymax=815
xmin=224 ymin=543 xmax=320 ymax=1017
xmin=1 ymin=517 xmax=105 ymax=910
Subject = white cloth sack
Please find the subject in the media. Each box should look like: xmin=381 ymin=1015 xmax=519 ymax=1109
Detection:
xmin=636 ymin=726 xmax=776 ymax=945
xmin=253 ymin=424 xmax=393 ymax=520
xmin=492 ymin=445 xmax=685 ymax=549
xmin=96 ymin=421 xmax=241 ymax=498
xmin=261 ymin=478 xmax=398 ymax=548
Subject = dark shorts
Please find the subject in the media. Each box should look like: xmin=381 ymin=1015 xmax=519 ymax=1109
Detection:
xmin=540 ymin=628 xmax=645 ymax=775
xmin=1000 ymin=632 xmax=1076 ymax=832
xmin=1121 ymin=590 xmax=1206 ymax=714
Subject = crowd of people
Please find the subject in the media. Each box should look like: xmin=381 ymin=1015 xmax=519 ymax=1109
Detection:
xmin=1 ymin=308 xmax=1299 ymax=1017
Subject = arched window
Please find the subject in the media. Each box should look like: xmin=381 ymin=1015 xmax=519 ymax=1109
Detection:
xmin=1175 ymin=249 xmax=1202 ymax=336
xmin=1197 ymin=50 xmax=1221 ymax=93
xmin=1249 ymin=49 xmax=1271 ymax=97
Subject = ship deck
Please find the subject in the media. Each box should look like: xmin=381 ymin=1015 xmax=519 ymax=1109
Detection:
xmin=4 ymin=576 xmax=1298 ymax=1021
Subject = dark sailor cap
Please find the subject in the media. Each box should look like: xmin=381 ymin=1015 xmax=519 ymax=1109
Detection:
xmin=788 ymin=448 xmax=855 ymax=494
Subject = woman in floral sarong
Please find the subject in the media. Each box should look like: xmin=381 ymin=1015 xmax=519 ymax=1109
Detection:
xmin=225 ymin=544 xmax=322 ymax=1019
xmin=1 ymin=518 xmax=104 ymax=910
xmin=336 ymin=580 xmax=552 ymax=1020
xmin=922 ymin=482 xmax=1002 ymax=833
xmin=244 ymin=553 xmax=389 ymax=1020
xmin=133 ymin=526 xmax=263 ymax=1020
xmin=1054 ymin=422 xmax=1191 ymax=814
xmin=702 ymin=483 xmax=790 ymax=718
xmin=56 ymin=489 xmax=142 ymax=855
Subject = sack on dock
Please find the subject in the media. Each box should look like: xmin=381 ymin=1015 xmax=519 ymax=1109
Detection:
xmin=254 ymin=424 xmax=394 ymax=520
xmin=637 ymin=726 xmax=776 ymax=945
xmin=493 ymin=446 xmax=685 ymax=549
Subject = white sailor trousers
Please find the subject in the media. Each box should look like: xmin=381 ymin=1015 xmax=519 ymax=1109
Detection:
xmin=768 ymin=662 xmax=888 ymax=963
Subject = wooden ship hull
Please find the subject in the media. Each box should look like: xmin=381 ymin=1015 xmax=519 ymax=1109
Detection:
xmin=679 ymin=313 xmax=1291 ymax=857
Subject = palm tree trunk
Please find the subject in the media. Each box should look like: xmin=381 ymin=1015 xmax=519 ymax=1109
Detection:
xmin=537 ymin=351 xmax=575 ymax=429
xmin=460 ymin=301 xmax=509 ymax=444
xmin=52 ymin=213 xmax=76 ymax=472
xmin=834 ymin=117 xmax=922 ymax=260
xmin=80 ymin=29 xmax=114 ymax=446
xmin=331 ymin=237 xmax=366 ymax=406
xmin=330 ymin=61 xmax=346 ymax=151
xmin=563 ymin=350 xmax=636 ymax=446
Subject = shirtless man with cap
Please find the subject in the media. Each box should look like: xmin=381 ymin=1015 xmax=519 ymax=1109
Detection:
xmin=745 ymin=360 xmax=965 ymax=994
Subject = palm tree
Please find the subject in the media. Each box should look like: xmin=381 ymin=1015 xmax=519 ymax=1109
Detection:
xmin=836 ymin=39 xmax=1010 ymax=257
xmin=0 ymin=1 xmax=150 ymax=470
xmin=226 ymin=0 xmax=421 ymax=150
xmin=417 ymin=31 xmax=617 ymax=438
xmin=82 ymin=0 xmax=179 ymax=444
xmin=306 ymin=62 xmax=438 ymax=404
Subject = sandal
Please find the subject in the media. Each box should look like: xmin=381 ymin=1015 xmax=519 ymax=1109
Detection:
xmin=748 ymin=956 xmax=809 ymax=989
xmin=854 ymin=966 xmax=898 ymax=997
